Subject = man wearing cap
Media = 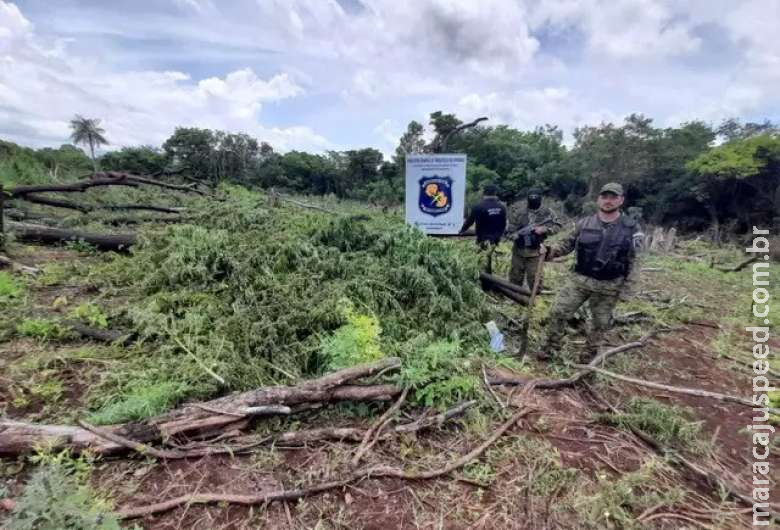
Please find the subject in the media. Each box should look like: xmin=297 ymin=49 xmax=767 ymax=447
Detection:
xmin=459 ymin=183 xmax=507 ymax=248
xmin=507 ymin=188 xmax=560 ymax=293
xmin=536 ymin=182 xmax=641 ymax=362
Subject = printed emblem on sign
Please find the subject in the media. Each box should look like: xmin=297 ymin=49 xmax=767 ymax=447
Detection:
xmin=418 ymin=176 xmax=452 ymax=216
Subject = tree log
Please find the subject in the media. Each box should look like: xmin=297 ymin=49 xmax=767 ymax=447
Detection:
xmin=119 ymin=174 xmax=206 ymax=196
xmin=0 ymin=358 xmax=402 ymax=456
xmin=7 ymin=175 xmax=138 ymax=197
xmin=20 ymin=194 xmax=91 ymax=213
xmin=60 ymin=320 xmax=133 ymax=344
xmin=0 ymin=255 xmax=40 ymax=275
xmin=99 ymin=204 xmax=184 ymax=214
xmin=8 ymin=221 xmax=136 ymax=251
xmin=479 ymin=272 xmax=532 ymax=296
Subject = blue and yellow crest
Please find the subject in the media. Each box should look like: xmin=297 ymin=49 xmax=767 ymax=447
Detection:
xmin=418 ymin=175 xmax=453 ymax=216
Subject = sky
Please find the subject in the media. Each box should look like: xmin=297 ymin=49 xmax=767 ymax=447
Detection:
xmin=1 ymin=0 xmax=778 ymax=156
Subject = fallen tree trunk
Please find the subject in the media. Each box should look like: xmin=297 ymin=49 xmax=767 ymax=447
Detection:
xmin=20 ymin=194 xmax=90 ymax=212
xmin=479 ymin=272 xmax=532 ymax=297
xmin=493 ymin=284 xmax=529 ymax=305
xmin=0 ymin=255 xmax=40 ymax=275
xmin=7 ymin=221 xmax=136 ymax=251
xmin=0 ymin=358 xmax=402 ymax=456
xmin=8 ymin=175 xmax=138 ymax=197
xmin=120 ymin=174 xmax=206 ymax=196
xmin=98 ymin=204 xmax=184 ymax=214
xmin=100 ymin=215 xmax=186 ymax=226
xmin=60 ymin=320 xmax=133 ymax=344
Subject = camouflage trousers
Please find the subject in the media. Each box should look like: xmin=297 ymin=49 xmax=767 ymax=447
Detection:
xmin=544 ymin=273 xmax=624 ymax=358
xmin=509 ymin=251 xmax=544 ymax=293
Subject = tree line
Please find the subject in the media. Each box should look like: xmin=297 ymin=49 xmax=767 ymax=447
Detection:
xmin=2 ymin=112 xmax=778 ymax=236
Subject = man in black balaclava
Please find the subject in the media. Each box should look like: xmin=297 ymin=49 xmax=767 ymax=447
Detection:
xmin=507 ymin=188 xmax=560 ymax=293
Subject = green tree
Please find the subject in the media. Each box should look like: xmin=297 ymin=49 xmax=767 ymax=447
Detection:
xmin=69 ymin=115 xmax=109 ymax=173
xmin=394 ymin=120 xmax=426 ymax=165
xmin=100 ymin=146 xmax=167 ymax=175
xmin=687 ymin=134 xmax=780 ymax=240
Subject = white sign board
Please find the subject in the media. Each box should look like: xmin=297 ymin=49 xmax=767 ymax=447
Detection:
xmin=405 ymin=154 xmax=466 ymax=235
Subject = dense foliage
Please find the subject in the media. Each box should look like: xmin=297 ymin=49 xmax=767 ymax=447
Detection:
xmin=81 ymin=187 xmax=492 ymax=420
xmin=2 ymin=114 xmax=778 ymax=235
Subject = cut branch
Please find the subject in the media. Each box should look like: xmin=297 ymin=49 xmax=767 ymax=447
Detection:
xmin=0 ymin=358 xmax=402 ymax=456
xmin=0 ymin=255 xmax=40 ymax=275
xmin=8 ymin=175 xmax=138 ymax=197
xmin=575 ymin=364 xmax=780 ymax=415
xmin=716 ymin=255 xmax=760 ymax=272
xmin=8 ymin=221 xmax=136 ymax=251
xmin=587 ymin=387 xmax=779 ymax=520
xmin=488 ymin=332 xmax=660 ymax=389
xmin=116 ymin=406 xmax=529 ymax=519
xmin=437 ymin=117 xmax=488 ymax=152
xmin=351 ymin=387 xmax=409 ymax=466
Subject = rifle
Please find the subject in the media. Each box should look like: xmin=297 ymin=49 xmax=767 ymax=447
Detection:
xmin=509 ymin=216 xmax=562 ymax=248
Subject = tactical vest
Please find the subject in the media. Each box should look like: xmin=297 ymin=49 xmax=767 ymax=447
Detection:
xmin=574 ymin=214 xmax=636 ymax=281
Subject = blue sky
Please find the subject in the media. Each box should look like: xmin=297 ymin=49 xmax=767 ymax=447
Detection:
xmin=1 ymin=0 xmax=778 ymax=155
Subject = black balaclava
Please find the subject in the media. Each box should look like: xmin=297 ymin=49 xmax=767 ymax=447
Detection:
xmin=527 ymin=189 xmax=542 ymax=210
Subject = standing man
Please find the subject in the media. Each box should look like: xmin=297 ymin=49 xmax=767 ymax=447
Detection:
xmin=507 ymin=188 xmax=560 ymax=293
xmin=536 ymin=182 xmax=641 ymax=362
xmin=459 ymin=183 xmax=507 ymax=248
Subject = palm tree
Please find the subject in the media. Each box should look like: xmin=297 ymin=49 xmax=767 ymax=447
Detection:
xmin=69 ymin=115 xmax=109 ymax=173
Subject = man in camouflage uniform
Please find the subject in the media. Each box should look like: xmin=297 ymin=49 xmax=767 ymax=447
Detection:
xmin=537 ymin=182 xmax=641 ymax=362
xmin=507 ymin=189 xmax=560 ymax=293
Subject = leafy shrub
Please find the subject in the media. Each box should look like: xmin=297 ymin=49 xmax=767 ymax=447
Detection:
xmin=6 ymin=451 xmax=121 ymax=530
xmin=69 ymin=302 xmax=109 ymax=329
xmin=16 ymin=318 xmax=70 ymax=341
xmin=321 ymin=300 xmax=385 ymax=370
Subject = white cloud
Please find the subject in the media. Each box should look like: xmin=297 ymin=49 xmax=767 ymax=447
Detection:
xmin=0 ymin=0 xmax=777 ymax=154
xmin=457 ymin=87 xmax=618 ymax=141
xmin=0 ymin=1 xmax=329 ymax=151
xmin=530 ymin=0 xmax=701 ymax=59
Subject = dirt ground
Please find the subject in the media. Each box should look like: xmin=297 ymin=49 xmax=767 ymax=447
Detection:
xmin=1 ymin=245 xmax=777 ymax=529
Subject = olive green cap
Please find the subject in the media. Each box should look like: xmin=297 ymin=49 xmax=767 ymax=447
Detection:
xmin=599 ymin=182 xmax=624 ymax=196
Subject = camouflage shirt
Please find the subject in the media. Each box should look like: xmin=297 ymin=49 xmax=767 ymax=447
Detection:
xmin=507 ymin=202 xmax=561 ymax=257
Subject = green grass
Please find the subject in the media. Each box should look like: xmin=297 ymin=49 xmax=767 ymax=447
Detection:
xmin=69 ymin=302 xmax=109 ymax=329
xmin=596 ymin=398 xmax=705 ymax=451
xmin=579 ymin=459 xmax=684 ymax=529
xmin=15 ymin=318 xmax=70 ymax=341
xmin=0 ymin=271 xmax=23 ymax=299
xmin=87 ymin=381 xmax=191 ymax=425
